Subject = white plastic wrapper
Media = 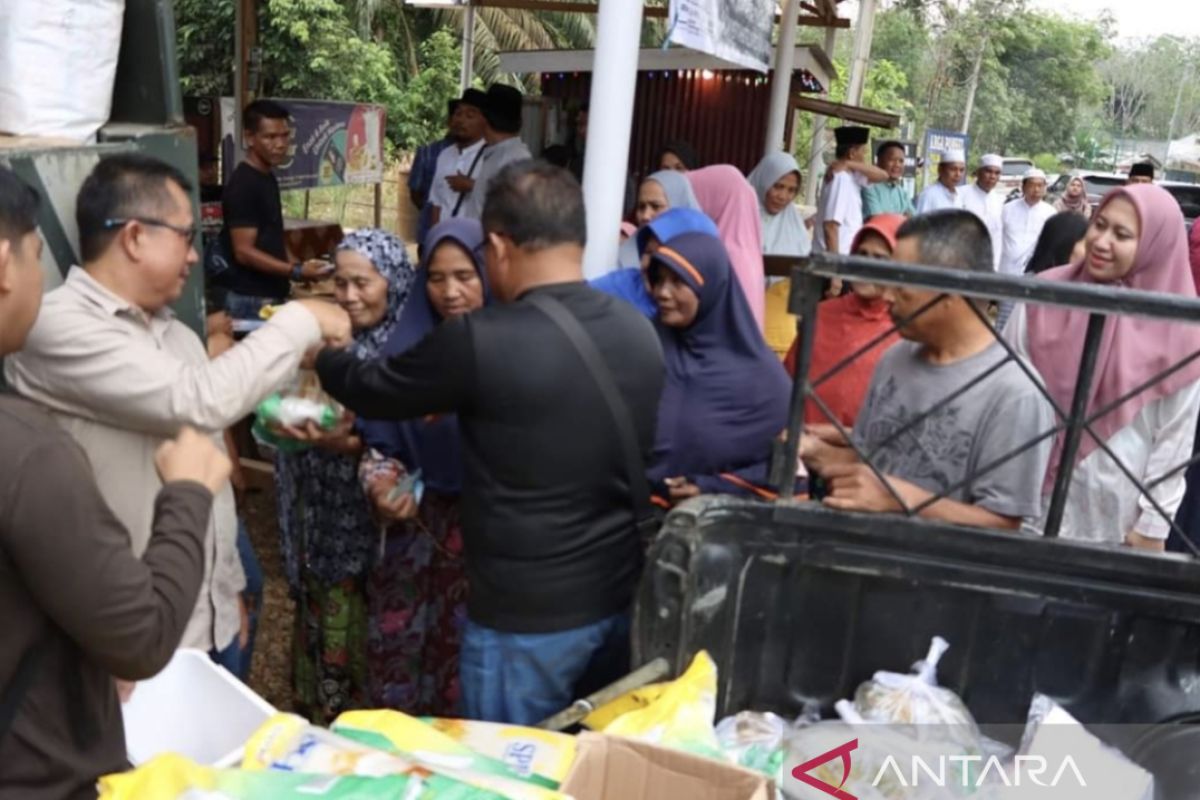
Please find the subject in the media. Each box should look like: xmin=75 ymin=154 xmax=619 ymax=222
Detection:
xmin=0 ymin=1 xmax=126 ymax=141
xmin=852 ymin=636 xmax=981 ymax=750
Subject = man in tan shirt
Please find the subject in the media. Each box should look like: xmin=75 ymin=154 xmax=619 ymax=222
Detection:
xmin=5 ymin=154 xmax=350 ymax=655
xmin=0 ymin=165 xmax=232 ymax=799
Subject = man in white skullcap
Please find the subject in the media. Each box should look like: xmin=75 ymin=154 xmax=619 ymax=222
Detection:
xmin=915 ymin=148 xmax=966 ymax=214
xmin=962 ymin=153 xmax=1005 ymax=270
xmin=999 ymin=168 xmax=1056 ymax=275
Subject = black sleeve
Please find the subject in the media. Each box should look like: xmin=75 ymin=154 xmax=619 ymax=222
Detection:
xmin=222 ymin=172 xmax=263 ymax=230
xmin=317 ymin=316 xmax=477 ymax=420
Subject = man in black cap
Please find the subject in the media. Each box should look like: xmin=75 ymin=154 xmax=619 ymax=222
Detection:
xmin=429 ymin=89 xmax=488 ymax=227
xmin=1127 ymin=162 xmax=1155 ymax=185
xmin=813 ymin=125 xmax=888 ymax=256
xmin=451 ymin=84 xmax=533 ymax=221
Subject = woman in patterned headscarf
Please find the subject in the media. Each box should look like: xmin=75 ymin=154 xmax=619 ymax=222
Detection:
xmin=274 ymin=229 xmax=416 ymax=723
xmin=355 ymin=219 xmax=492 ymax=715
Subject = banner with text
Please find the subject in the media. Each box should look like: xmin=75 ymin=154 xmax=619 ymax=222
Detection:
xmin=668 ymin=0 xmax=773 ymax=72
xmin=922 ymin=128 xmax=971 ymax=188
xmin=221 ymin=98 xmax=386 ymax=190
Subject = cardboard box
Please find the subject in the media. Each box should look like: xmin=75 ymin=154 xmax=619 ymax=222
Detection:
xmin=561 ymin=733 xmax=773 ymax=800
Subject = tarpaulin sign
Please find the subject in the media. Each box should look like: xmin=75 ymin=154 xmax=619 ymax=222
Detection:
xmin=667 ymin=0 xmax=773 ymax=72
xmin=922 ymin=128 xmax=971 ymax=187
xmin=220 ymin=98 xmax=386 ymax=190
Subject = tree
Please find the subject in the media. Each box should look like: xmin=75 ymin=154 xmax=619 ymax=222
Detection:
xmin=176 ymin=0 xmax=411 ymax=145
xmin=1100 ymin=35 xmax=1200 ymax=142
xmin=393 ymin=30 xmax=463 ymax=151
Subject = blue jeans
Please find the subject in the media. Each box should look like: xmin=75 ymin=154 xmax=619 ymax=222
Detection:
xmin=460 ymin=612 xmax=632 ymax=725
xmin=210 ymin=520 xmax=263 ymax=682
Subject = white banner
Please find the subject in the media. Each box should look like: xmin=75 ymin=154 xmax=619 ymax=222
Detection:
xmin=668 ymin=0 xmax=774 ymax=72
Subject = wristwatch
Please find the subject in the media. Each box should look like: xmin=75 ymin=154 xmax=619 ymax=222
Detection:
xmin=290 ymin=262 xmax=304 ymax=281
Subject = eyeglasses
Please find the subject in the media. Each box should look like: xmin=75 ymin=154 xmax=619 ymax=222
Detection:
xmin=103 ymin=217 xmax=197 ymax=246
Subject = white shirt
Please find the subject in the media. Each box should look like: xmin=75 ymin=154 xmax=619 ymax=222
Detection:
xmin=429 ymin=138 xmax=485 ymax=217
xmin=5 ymin=268 xmax=321 ymax=650
xmin=1007 ymin=305 xmax=1200 ymax=544
xmin=961 ymin=183 xmax=1005 ymax=270
xmin=813 ymin=171 xmax=870 ymax=255
xmin=915 ymin=182 xmax=965 ymax=214
xmin=1000 ymin=199 xmax=1056 ymax=275
xmin=458 ymin=136 xmax=533 ymax=221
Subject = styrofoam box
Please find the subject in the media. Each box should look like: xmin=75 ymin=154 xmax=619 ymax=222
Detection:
xmin=121 ymin=648 xmax=276 ymax=768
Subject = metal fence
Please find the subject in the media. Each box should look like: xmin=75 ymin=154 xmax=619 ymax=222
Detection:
xmin=774 ymin=253 xmax=1200 ymax=556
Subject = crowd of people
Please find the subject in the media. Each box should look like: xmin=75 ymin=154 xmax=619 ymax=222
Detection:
xmin=5 ymin=84 xmax=1200 ymax=800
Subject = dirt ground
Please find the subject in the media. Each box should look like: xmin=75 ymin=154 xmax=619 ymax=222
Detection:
xmin=241 ymin=466 xmax=295 ymax=713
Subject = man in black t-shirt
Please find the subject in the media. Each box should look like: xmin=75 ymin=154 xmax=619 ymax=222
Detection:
xmin=314 ymin=162 xmax=665 ymax=725
xmin=219 ymin=100 xmax=328 ymax=318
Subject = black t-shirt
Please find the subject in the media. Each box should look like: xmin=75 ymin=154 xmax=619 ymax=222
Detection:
xmin=317 ymin=282 xmax=665 ymax=633
xmin=219 ymin=162 xmax=290 ymax=299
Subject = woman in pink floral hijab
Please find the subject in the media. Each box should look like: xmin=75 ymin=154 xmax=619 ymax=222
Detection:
xmin=1007 ymin=184 xmax=1200 ymax=550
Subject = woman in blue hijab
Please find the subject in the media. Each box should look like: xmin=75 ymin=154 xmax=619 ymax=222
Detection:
xmin=646 ymin=231 xmax=795 ymax=503
xmin=591 ymin=207 xmax=718 ymax=317
xmin=275 ymin=228 xmax=417 ymax=723
xmin=356 ymin=218 xmax=491 ymax=715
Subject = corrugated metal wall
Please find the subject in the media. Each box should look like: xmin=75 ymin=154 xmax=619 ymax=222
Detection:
xmin=542 ymin=69 xmax=798 ymax=179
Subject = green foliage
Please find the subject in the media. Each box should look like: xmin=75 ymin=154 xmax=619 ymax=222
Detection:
xmin=1032 ymin=152 xmax=1059 ymax=172
xmin=863 ymin=2 xmax=1115 ymax=164
xmin=258 ymin=0 xmax=406 ymax=140
xmin=393 ymin=30 xmax=462 ymax=151
xmin=175 ymin=0 xmax=235 ymax=96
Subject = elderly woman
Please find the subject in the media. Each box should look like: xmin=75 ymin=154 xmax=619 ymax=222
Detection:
xmin=354 ymin=219 xmax=492 ymax=714
xmin=1008 ymin=185 xmax=1200 ymax=550
xmin=348 ymin=219 xmax=492 ymax=714
xmin=1053 ymin=176 xmax=1092 ymax=219
xmin=275 ymin=229 xmax=416 ymax=723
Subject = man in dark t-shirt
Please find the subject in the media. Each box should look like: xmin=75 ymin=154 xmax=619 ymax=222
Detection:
xmin=314 ymin=161 xmax=665 ymax=725
xmin=219 ymin=100 xmax=328 ymax=317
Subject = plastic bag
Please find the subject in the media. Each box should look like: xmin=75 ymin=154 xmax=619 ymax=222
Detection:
xmin=252 ymin=371 xmax=343 ymax=453
xmin=245 ymin=713 xmax=566 ymax=800
xmin=0 ymin=2 xmax=125 ymax=141
xmin=850 ymin=636 xmax=981 ymax=752
xmin=97 ymin=753 xmax=491 ymax=800
xmin=589 ymin=651 xmax=724 ymax=760
xmin=333 ymin=709 xmax=565 ymax=795
xmin=715 ymin=711 xmax=787 ymax=778
xmin=424 ymin=718 xmax=578 ymax=784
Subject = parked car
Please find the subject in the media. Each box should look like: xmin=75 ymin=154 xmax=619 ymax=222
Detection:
xmin=1161 ymin=181 xmax=1200 ymax=232
xmin=997 ymin=157 xmax=1034 ymax=194
xmin=1043 ymin=173 xmax=1199 ymax=231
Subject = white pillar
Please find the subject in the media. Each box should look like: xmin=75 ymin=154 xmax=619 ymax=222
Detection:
xmin=581 ymin=0 xmax=643 ymax=279
xmin=804 ymin=26 xmax=838 ymax=207
xmin=844 ymin=0 xmax=876 ymax=106
xmin=764 ymin=0 xmax=802 ymax=154
xmin=460 ymin=3 xmax=476 ymax=92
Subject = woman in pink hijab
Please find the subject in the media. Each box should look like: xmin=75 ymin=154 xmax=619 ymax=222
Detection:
xmin=1006 ymin=184 xmax=1200 ymax=551
xmin=687 ymin=165 xmax=766 ymax=329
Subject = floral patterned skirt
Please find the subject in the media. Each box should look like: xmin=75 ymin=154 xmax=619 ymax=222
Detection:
xmin=366 ymin=489 xmax=468 ymax=716
xmin=292 ymin=574 xmax=369 ymax=725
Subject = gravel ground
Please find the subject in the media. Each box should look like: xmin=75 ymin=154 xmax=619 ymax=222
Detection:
xmin=241 ymin=467 xmax=295 ymax=713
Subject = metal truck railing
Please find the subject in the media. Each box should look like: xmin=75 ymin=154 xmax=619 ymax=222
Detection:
xmin=775 ymin=253 xmax=1200 ymax=556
